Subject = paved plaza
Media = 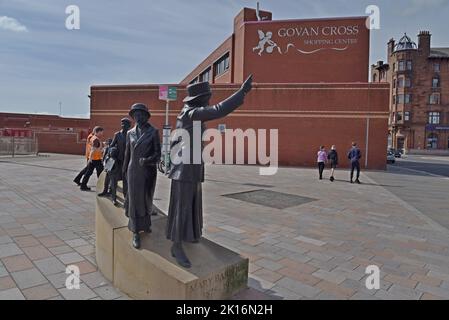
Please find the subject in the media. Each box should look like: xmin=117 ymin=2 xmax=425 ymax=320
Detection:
xmin=1 ymin=154 xmax=449 ymax=300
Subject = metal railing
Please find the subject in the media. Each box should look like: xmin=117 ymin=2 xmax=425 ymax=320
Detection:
xmin=0 ymin=136 xmax=38 ymax=157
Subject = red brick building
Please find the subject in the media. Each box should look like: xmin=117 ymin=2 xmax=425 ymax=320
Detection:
xmin=90 ymin=7 xmax=389 ymax=170
xmin=0 ymin=112 xmax=90 ymax=155
xmin=372 ymin=31 xmax=449 ymax=154
xmin=182 ymin=8 xmax=370 ymax=85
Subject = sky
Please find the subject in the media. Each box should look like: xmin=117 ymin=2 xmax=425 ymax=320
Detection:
xmin=1 ymin=0 xmax=449 ymax=118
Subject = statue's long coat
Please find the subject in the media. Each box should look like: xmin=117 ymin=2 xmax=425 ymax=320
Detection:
xmin=124 ymin=123 xmax=161 ymax=233
xmin=166 ymin=89 xmax=246 ymax=242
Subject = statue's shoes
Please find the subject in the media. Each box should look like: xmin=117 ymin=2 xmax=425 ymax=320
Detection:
xmin=113 ymin=200 xmax=120 ymax=207
xmin=98 ymin=192 xmax=108 ymax=197
xmin=171 ymin=245 xmax=192 ymax=269
xmin=132 ymin=234 xmax=141 ymax=249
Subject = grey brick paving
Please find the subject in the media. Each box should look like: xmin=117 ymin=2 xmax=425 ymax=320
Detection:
xmin=34 ymin=257 xmax=66 ymax=276
xmin=0 ymin=265 xmax=8 ymax=277
xmin=295 ymin=235 xmax=327 ymax=247
xmin=0 ymin=243 xmax=23 ymax=258
xmin=94 ymin=285 xmax=122 ymax=300
xmin=312 ymin=270 xmax=346 ymax=285
xmin=81 ymin=271 xmax=108 ymax=289
xmin=0 ymin=287 xmax=26 ymax=300
xmin=2 ymin=155 xmax=449 ymax=300
xmin=56 ymin=252 xmax=84 ymax=265
xmin=10 ymin=268 xmax=48 ymax=290
xmin=254 ymin=259 xmax=283 ymax=272
xmin=276 ymin=277 xmax=321 ymax=298
xmin=58 ymin=285 xmax=97 ymax=300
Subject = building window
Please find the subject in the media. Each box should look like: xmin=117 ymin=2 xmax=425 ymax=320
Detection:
xmin=434 ymin=63 xmax=441 ymax=72
xmin=373 ymin=74 xmax=377 ymax=82
xmin=397 ymin=77 xmax=411 ymax=88
xmin=199 ymin=67 xmax=212 ymax=83
xmin=407 ymin=60 xmax=412 ymax=70
xmin=428 ymin=112 xmax=440 ymax=124
xmin=405 ymin=94 xmax=412 ymax=104
xmin=405 ymin=78 xmax=411 ymax=87
xmin=432 ymin=77 xmax=440 ymax=88
xmin=189 ymin=77 xmax=198 ymax=85
xmin=393 ymin=63 xmax=396 ymax=72
xmin=393 ymin=95 xmax=396 ymax=104
xmin=397 ymin=112 xmax=403 ymax=122
xmin=214 ymin=53 xmax=230 ymax=77
xmin=404 ymin=111 xmax=411 ymax=121
xmin=393 ymin=78 xmax=396 ymax=88
xmin=429 ymin=93 xmax=441 ymax=105
xmin=427 ymin=133 xmax=438 ymax=149
xmin=396 ymin=94 xmax=412 ymax=104
xmin=398 ymin=61 xmax=405 ymax=71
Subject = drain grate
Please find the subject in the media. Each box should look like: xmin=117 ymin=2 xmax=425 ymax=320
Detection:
xmin=223 ymin=189 xmax=317 ymax=209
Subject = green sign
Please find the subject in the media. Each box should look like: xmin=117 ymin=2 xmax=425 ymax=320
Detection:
xmin=168 ymin=86 xmax=177 ymax=101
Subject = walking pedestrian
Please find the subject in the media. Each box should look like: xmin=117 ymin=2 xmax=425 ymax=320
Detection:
xmin=80 ymin=127 xmax=105 ymax=191
xmin=73 ymin=128 xmax=94 ymax=186
xmin=328 ymin=145 xmax=339 ymax=182
xmin=317 ymin=146 xmax=327 ymax=180
xmin=347 ymin=142 xmax=362 ymax=184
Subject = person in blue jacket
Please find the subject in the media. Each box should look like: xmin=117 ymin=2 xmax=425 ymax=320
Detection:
xmin=347 ymin=142 xmax=362 ymax=184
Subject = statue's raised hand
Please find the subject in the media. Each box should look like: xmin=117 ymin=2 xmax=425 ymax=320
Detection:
xmin=241 ymin=75 xmax=253 ymax=95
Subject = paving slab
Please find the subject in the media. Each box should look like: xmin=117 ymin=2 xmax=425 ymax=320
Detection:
xmin=2 ymin=155 xmax=449 ymax=300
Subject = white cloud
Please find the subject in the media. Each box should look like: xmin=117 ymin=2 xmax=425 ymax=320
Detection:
xmin=0 ymin=16 xmax=28 ymax=32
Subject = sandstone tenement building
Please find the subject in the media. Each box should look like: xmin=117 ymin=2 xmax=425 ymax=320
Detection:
xmin=372 ymin=31 xmax=449 ymax=153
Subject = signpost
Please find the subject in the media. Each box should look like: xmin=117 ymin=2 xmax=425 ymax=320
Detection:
xmin=159 ymin=86 xmax=177 ymax=174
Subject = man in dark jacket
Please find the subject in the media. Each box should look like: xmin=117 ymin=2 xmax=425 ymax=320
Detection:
xmin=166 ymin=75 xmax=253 ymax=268
xmin=99 ymin=118 xmax=132 ymax=206
xmin=347 ymin=142 xmax=362 ymax=184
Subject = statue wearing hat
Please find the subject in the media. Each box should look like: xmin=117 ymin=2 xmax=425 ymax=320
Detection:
xmin=167 ymin=75 xmax=253 ymax=268
xmin=99 ymin=117 xmax=133 ymax=206
xmin=123 ymin=103 xmax=161 ymax=249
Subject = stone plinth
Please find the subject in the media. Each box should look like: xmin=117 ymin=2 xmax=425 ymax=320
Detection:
xmin=95 ymin=172 xmax=249 ymax=300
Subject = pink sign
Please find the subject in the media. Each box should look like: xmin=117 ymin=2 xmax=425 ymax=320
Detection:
xmin=159 ymin=86 xmax=168 ymax=100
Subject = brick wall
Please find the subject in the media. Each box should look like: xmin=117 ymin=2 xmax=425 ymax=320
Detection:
xmin=90 ymin=83 xmax=389 ymax=170
xmin=0 ymin=112 xmax=90 ymax=155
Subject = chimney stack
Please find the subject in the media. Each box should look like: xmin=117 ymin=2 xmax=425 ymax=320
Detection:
xmin=388 ymin=38 xmax=395 ymax=56
xmin=418 ymin=30 xmax=431 ymax=55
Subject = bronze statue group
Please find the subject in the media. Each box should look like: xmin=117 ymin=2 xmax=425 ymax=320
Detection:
xmin=74 ymin=76 xmax=253 ymax=268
